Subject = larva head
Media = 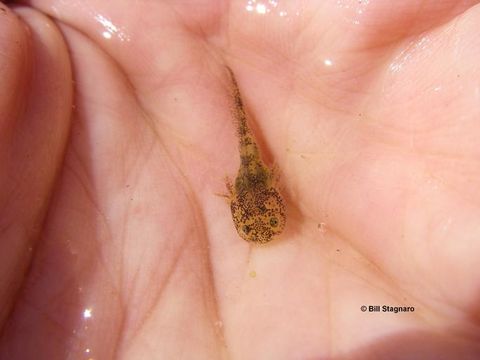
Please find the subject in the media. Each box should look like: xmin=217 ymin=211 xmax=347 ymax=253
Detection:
xmin=230 ymin=187 xmax=286 ymax=244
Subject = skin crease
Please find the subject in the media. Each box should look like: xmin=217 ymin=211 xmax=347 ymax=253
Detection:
xmin=1 ymin=0 xmax=480 ymax=359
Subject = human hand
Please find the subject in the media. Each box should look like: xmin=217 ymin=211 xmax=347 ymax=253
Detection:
xmin=1 ymin=0 xmax=480 ymax=358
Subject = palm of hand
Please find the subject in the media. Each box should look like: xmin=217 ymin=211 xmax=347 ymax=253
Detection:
xmin=1 ymin=0 xmax=479 ymax=358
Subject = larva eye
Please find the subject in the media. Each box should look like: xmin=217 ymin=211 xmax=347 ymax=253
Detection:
xmin=242 ymin=225 xmax=251 ymax=234
xmin=269 ymin=217 xmax=278 ymax=227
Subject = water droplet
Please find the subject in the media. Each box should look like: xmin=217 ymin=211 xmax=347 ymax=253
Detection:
xmin=83 ymin=308 xmax=93 ymax=319
xmin=256 ymin=3 xmax=267 ymax=14
xmin=324 ymin=59 xmax=333 ymax=67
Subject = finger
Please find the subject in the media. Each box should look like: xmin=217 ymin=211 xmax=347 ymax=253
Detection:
xmin=0 ymin=4 xmax=72 ymax=330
